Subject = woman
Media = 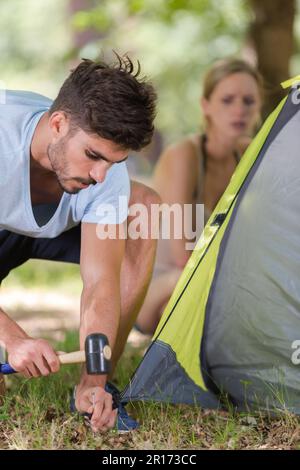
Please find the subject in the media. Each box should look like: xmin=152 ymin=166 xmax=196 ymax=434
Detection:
xmin=136 ymin=58 xmax=263 ymax=335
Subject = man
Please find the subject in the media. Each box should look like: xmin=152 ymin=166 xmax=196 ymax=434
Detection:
xmin=0 ymin=54 xmax=159 ymax=432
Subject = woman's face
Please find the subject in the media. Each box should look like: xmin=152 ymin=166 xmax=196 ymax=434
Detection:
xmin=201 ymin=72 xmax=261 ymax=139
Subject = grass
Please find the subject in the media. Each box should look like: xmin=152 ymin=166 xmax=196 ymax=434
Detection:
xmin=1 ymin=262 xmax=300 ymax=450
xmin=1 ymin=330 xmax=300 ymax=450
xmin=2 ymin=259 xmax=82 ymax=295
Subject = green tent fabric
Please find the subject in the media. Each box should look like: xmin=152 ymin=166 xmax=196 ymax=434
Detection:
xmin=121 ymin=84 xmax=300 ymax=413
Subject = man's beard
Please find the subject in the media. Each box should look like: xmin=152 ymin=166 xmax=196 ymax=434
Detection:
xmin=47 ymin=138 xmax=84 ymax=195
xmin=56 ymin=175 xmax=81 ymax=195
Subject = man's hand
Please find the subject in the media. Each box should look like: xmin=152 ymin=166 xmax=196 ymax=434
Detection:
xmin=6 ymin=337 xmax=60 ymax=378
xmin=75 ymin=385 xmax=117 ymax=433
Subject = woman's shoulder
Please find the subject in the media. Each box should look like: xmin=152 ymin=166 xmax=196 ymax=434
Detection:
xmin=160 ymin=134 xmax=200 ymax=165
xmin=154 ymin=134 xmax=200 ymax=188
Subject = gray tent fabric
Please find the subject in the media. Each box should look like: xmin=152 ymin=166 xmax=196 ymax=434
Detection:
xmin=123 ymin=340 xmax=221 ymax=408
xmin=204 ymin=98 xmax=300 ymax=413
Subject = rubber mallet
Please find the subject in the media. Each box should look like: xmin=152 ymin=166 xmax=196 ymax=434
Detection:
xmin=0 ymin=333 xmax=112 ymax=375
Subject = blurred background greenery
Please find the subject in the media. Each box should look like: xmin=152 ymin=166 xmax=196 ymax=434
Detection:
xmin=1 ymin=0 xmax=299 ymax=286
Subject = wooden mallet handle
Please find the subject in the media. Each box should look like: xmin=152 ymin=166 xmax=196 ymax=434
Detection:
xmin=57 ymin=350 xmax=86 ymax=365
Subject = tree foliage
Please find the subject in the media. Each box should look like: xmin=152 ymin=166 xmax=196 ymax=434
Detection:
xmin=0 ymin=0 xmax=70 ymax=96
xmin=71 ymin=0 xmax=250 ymax=141
xmin=2 ymin=0 xmax=300 ymax=141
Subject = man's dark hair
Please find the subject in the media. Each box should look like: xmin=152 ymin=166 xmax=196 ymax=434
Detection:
xmin=50 ymin=53 xmax=157 ymax=151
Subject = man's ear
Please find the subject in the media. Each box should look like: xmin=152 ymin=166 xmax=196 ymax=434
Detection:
xmin=48 ymin=111 xmax=69 ymax=141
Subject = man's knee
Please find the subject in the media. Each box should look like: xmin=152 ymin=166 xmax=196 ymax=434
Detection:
xmin=129 ymin=180 xmax=161 ymax=208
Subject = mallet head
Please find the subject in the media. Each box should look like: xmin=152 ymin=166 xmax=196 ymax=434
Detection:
xmin=85 ymin=333 xmax=112 ymax=375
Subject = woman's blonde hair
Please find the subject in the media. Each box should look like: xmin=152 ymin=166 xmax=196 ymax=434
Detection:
xmin=202 ymin=58 xmax=263 ymax=100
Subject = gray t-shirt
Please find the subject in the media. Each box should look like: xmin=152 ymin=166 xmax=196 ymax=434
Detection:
xmin=0 ymin=90 xmax=130 ymax=238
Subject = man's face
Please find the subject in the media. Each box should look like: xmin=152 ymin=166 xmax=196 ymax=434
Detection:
xmin=47 ymin=116 xmax=128 ymax=195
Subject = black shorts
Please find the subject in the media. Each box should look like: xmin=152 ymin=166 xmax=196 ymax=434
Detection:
xmin=0 ymin=225 xmax=81 ymax=283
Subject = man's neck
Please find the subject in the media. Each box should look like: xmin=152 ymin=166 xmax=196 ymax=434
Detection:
xmin=30 ymin=111 xmax=53 ymax=173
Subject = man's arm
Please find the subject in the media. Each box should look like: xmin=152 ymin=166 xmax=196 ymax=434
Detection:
xmin=75 ymin=221 xmax=126 ymax=432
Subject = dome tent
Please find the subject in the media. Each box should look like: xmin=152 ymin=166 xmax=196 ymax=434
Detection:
xmin=121 ymin=79 xmax=300 ymax=414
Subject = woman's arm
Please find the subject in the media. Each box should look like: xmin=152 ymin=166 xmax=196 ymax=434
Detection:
xmin=153 ymin=139 xmax=198 ymax=268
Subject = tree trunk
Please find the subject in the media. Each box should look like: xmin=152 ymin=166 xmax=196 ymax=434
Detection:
xmin=69 ymin=0 xmax=105 ymax=51
xmin=248 ymin=0 xmax=295 ymax=117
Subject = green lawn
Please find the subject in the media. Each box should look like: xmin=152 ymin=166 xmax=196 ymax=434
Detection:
xmin=1 ymin=262 xmax=300 ymax=450
xmin=1 ymin=330 xmax=300 ymax=450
